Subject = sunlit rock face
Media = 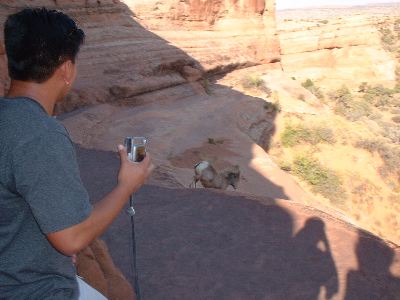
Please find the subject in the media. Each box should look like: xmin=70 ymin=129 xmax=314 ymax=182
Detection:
xmin=278 ymin=14 xmax=397 ymax=87
xmin=124 ymin=0 xmax=280 ymax=68
xmin=0 ymin=0 xmax=280 ymax=112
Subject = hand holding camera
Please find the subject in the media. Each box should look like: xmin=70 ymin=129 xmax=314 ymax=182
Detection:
xmin=117 ymin=139 xmax=154 ymax=195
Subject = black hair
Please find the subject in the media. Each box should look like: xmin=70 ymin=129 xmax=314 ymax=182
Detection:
xmin=4 ymin=7 xmax=85 ymax=83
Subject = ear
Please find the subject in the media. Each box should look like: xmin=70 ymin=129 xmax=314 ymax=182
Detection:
xmin=58 ymin=59 xmax=76 ymax=86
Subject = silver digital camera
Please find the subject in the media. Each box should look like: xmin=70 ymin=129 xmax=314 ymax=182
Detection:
xmin=124 ymin=137 xmax=147 ymax=162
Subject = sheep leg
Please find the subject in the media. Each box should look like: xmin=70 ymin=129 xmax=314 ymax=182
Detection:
xmin=190 ymin=176 xmax=199 ymax=188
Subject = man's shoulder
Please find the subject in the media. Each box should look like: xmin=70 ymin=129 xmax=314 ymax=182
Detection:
xmin=0 ymin=97 xmax=69 ymax=142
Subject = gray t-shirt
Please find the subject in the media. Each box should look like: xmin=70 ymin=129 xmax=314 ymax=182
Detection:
xmin=0 ymin=97 xmax=92 ymax=299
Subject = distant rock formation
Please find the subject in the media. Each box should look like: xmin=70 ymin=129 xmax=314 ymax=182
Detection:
xmin=0 ymin=0 xmax=280 ymax=112
xmin=278 ymin=14 xmax=397 ymax=87
xmin=124 ymin=0 xmax=280 ymax=68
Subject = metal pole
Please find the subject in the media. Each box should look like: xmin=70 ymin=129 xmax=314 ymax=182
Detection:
xmin=128 ymin=196 xmax=141 ymax=300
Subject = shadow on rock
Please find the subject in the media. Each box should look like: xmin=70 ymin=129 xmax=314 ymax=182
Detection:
xmin=134 ymin=188 xmax=338 ymax=300
xmin=344 ymin=230 xmax=400 ymax=300
xmin=75 ymin=144 xmax=340 ymax=300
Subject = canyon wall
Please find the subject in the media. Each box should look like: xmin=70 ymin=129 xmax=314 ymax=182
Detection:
xmin=278 ymin=14 xmax=397 ymax=87
xmin=123 ymin=0 xmax=280 ymax=69
xmin=0 ymin=0 xmax=280 ymax=112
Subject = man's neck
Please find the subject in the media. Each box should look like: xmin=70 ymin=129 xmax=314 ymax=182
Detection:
xmin=7 ymin=80 xmax=59 ymax=115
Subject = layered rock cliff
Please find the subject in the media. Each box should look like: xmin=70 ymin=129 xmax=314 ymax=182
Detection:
xmin=278 ymin=11 xmax=397 ymax=87
xmin=123 ymin=0 xmax=280 ymax=68
xmin=0 ymin=0 xmax=280 ymax=112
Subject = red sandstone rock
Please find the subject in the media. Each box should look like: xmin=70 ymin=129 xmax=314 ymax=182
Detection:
xmin=77 ymin=239 xmax=135 ymax=300
xmin=0 ymin=1 xmax=280 ymax=112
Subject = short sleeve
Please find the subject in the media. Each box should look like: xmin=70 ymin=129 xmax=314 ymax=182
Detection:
xmin=12 ymin=131 xmax=92 ymax=234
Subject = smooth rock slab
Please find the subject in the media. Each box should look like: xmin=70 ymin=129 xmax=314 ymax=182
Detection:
xmin=76 ymin=146 xmax=400 ymax=300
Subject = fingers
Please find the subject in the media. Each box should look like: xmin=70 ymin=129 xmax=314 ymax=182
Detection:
xmin=148 ymin=162 xmax=155 ymax=175
xmin=142 ymin=154 xmax=155 ymax=176
xmin=117 ymin=144 xmax=128 ymax=164
xmin=142 ymin=153 xmax=152 ymax=166
xmin=117 ymin=145 xmax=154 ymax=173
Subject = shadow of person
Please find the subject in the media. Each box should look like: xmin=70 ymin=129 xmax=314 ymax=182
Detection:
xmin=74 ymin=145 xmax=342 ymax=300
xmin=344 ymin=231 xmax=400 ymax=300
xmin=290 ymin=218 xmax=338 ymax=299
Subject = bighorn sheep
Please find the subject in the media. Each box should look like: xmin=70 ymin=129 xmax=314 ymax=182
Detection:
xmin=189 ymin=161 xmax=240 ymax=190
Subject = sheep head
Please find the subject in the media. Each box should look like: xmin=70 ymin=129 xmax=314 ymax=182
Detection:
xmin=224 ymin=165 xmax=240 ymax=190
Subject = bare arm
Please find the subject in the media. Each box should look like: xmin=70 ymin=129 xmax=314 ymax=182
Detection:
xmin=47 ymin=145 xmax=154 ymax=256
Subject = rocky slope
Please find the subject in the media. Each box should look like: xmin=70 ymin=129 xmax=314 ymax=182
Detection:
xmin=1 ymin=1 xmax=400 ymax=298
xmin=0 ymin=0 xmax=280 ymax=112
xmin=278 ymin=10 xmax=398 ymax=88
xmin=61 ymin=82 xmax=313 ymax=202
xmin=76 ymin=145 xmax=400 ymax=299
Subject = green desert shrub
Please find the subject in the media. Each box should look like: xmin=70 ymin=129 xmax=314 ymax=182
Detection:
xmin=292 ymin=155 xmax=346 ymax=203
xmin=241 ymin=75 xmax=272 ymax=95
xmin=393 ymin=83 xmax=400 ymax=94
xmin=264 ymin=100 xmax=281 ymax=113
xmin=281 ymin=124 xmax=336 ymax=147
xmin=329 ymin=86 xmax=372 ymax=121
xmin=363 ymin=84 xmax=395 ymax=105
xmin=382 ymin=30 xmax=396 ymax=45
xmin=376 ymin=120 xmax=400 ymax=144
xmin=355 ymin=138 xmax=400 ymax=176
xmin=360 ymin=83 xmax=400 ymax=110
xmin=302 ymin=79 xmax=324 ymax=100
xmin=329 ymin=85 xmax=353 ymax=102
xmin=379 ymin=27 xmax=396 ymax=50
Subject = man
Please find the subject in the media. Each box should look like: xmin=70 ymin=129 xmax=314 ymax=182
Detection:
xmin=0 ymin=7 xmax=153 ymax=299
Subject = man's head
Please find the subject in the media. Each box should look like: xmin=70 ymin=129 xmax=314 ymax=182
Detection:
xmin=4 ymin=7 xmax=84 ymax=99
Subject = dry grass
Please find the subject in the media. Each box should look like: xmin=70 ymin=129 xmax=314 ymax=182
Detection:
xmin=281 ymin=123 xmax=336 ymax=147
xmin=301 ymin=79 xmax=324 ymax=100
xmin=292 ymin=155 xmax=346 ymax=204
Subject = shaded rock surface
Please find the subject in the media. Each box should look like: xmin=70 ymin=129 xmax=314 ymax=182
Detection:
xmin=75 ymin=145 xmax=400 ymax=300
